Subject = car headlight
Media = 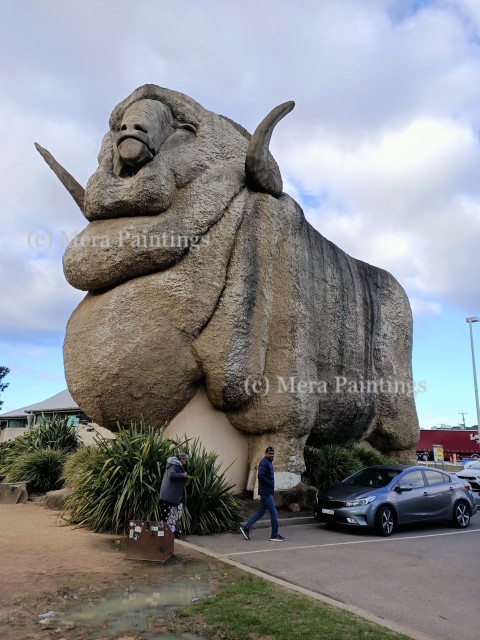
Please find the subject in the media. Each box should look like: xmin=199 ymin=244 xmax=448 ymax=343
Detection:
xmin=345 ymin=496 xmax=377 ymax=507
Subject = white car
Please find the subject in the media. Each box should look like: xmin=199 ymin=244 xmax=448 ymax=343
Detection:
xmin=457 ymin=461 xmax=480 ymax=493
xmin=464 ymin=459 xmax=480 ymax=469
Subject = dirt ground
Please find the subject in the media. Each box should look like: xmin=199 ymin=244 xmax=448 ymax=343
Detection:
xmin=0 ymin=502 xmax=234 ymax=640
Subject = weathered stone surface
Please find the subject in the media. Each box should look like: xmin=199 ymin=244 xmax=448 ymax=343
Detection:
xmin=43 ymin=488 xmax=72 ymax=511
xmin=292 ymin=483 xmax=319 ymax=509
xmin=0 ymin=483 xmax=28 ymax=504
xmin=38 ymin=85 xmax=419 ymax=477
xmin=276 ymin=483 xmax=318 ymax=509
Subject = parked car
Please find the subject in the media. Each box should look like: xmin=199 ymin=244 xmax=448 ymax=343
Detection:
xmin=463 ymin=459 xmax=480 ymax=470
xmin=314 ymin=465 xmax=477 ymax=536
xmin=456 ymin=461 xmax=480 ymax=493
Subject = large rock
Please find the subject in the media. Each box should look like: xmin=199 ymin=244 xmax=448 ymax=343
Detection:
xmin=43 ymin=488 xmax=72 ymax=511
xmin=0 ymin=483 xmax=28 ymax=504
xmin=38 ymin=85 xmax=420 ymax=478
xmin=276 ymin=483 xmax=318 ymax=509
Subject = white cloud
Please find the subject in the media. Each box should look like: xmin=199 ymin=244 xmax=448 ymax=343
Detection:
xmin=0 ymin=249 xmax=83 ymax=341
xmin=1 ymin=0 xmax=479 ymax=337
xmin=286 ymin=115 xmax=480 ymax=310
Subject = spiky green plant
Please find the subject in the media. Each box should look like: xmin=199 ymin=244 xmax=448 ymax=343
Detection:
xmin=26 ymin=415 xmax=79 ymax=451
xmin=4 ymin=448 xmax=68 ymax=492
xmin=351 ymin=445 xmax=396 ymax=467
xmin=62 ymin=444 xmax=104 ymax=487
xmin=303 ymin=444 xmax=363 ymax=489
xmin=180 ymin=438 xmax=245 ymax=535
xmin=0 ymin=416 xmax=78 ymax=481
xmin=0 ymin=416 xmax=77 ymax=464
xmin=63 ymin=423 xmax=173 ymax=533
xmin=62 ymin=425 xmax=244 ymax=535
xmin=0 ymin=441 xmax=12 ymax=481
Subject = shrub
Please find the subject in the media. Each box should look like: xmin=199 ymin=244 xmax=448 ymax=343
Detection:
xmin=63 ymin=424 xmax=172 ymax=533
xmin=181 ymin=438 xmax=245 ymax=535
xmin=0 ymin=441 xmax=12 ymax=481
xmin=303 ymin=443 xmax=398 ymax=490
xmin=25 ymin=415 xmax=79 ymax=452
xmin=0 ymin=416 xmax=78 ymax=480
xmin=63 ymin=424 xmax=244 ymax=536
xmin=352 ymin=445 xmax=396 ymax=467
xmin=4 ymin=448 xmax=68 ymax=492
xmin=303 ymin=444 xmax=363 ymax=489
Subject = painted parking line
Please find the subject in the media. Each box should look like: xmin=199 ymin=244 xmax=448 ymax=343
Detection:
xmin=224 ymin=527 xmax=480 ymax=557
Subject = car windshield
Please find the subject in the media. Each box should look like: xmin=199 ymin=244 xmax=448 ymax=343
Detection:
xmin=342 ymin=467 xmax=403 ymax=488
xmin=465 ymin=461 xmax=480 ymax=470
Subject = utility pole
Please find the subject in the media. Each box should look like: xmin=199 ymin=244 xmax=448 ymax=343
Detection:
xmin=458 ymin=411 xmax=467 ymax=429
xmin=466 ymin=317 xmax=480 ymax=442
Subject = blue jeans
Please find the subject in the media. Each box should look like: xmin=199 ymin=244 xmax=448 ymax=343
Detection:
xmin=245 ymin=494 xmax=278 ymax=537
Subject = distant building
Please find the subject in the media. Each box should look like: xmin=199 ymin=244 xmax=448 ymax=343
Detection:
xmin=0 ymin=389 xmax=90 ymax=442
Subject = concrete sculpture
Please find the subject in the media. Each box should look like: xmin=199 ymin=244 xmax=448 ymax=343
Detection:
xmin=36 ymin=85 xmax=419 ymax=480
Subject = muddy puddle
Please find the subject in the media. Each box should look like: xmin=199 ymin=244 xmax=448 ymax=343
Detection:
xmin=51 ymin=557 xmax=219 ymax=639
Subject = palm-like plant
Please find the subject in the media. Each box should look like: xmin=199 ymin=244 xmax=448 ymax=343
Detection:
xmin=0 ymin=441 xmax=12 ymax=480
xmin=180 ymin=438 xmax=245 ymax=535
xmin=303 ymin=443 xmax=397 ymax=490
xmin=4 ymin=449 xmax=68 ymax=492
xmin=303 ymin=444 xmax=363 ymax=489
xmin=63 ymin=423 xmax=173 ymax=533
xmin=63 ymin=425 xmax=244 ymax=535
xmin=352 ymin=445 xmax=396 ymax=467
xmin=0 ymin=416 xmax=78 ymax=481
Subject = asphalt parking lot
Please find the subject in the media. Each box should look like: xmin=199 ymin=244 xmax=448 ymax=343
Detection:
xmin=184 ymin=512 xmax=480 ymax=640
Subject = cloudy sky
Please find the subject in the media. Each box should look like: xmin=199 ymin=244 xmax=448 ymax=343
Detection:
xmin=1 ymin=0 xmax=479 ymax=429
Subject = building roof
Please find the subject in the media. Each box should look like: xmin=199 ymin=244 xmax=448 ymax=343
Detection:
xmin=0 ymin=389 xmax=79 ymax=418
xmin=23 ymin=389 xmax=79 ymax=413
xmin=0 ymin=406 xmax=28 ymax=419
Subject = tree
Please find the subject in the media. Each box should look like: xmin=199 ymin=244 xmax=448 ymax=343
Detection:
xmin=0 ymin=367 xmax=10 ymax=411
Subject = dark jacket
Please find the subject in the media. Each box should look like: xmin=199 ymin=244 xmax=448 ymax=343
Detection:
xmin=257 ymin=456 xmax=275 ymax=496
xmin=159 ymin=456 xmax=187 ymax=505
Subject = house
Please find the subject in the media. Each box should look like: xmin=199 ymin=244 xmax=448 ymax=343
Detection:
xmin=0 ymin=389 xmax=90 ymax=443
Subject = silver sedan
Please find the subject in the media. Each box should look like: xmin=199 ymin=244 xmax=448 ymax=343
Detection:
xmin=314 ymin=464 xmax=477 ymax=536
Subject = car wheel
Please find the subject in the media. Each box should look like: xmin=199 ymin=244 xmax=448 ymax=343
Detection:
xmin=452 ymin=501 xmax=471 ymax=528
xmin=375 ymin=505 xmax=395 ymax=536
xmin=471 ymin=454 xmax=480 ymax=460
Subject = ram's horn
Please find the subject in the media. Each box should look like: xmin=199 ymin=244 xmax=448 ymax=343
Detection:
xmin=245 ymin=101 xmax=294 ymax=198
xmin=35 ymin=143 xmax=85 ymax=213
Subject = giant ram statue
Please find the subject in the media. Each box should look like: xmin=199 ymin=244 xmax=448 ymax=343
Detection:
xmin=36 ymin=84 xmax=419 ymax=482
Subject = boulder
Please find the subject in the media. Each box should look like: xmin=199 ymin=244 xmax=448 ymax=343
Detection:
xmin=292 ymin=483 xmax=319 ymax=509
xmin=0 ymin=483 xmax=28 ymax=504
xmin=43 ymin=488 xmax=72 ymax=511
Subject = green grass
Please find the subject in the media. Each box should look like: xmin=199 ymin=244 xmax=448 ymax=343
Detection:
xmin=174 ymin=576 xmax=410 ymax=640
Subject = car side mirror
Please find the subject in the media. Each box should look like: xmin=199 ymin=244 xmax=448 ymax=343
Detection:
xmin=396 ymin=484 xmax=413 ymax=492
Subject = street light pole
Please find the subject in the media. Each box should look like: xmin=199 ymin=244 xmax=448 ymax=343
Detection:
xmin=466 ymin=317 xmax=480 ymax=442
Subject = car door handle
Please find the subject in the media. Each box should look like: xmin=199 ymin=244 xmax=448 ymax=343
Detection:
xmin=423 ymin=492 xmax=429 ymax=496
xmin=449 ymin=487 xmax=454 ymax=492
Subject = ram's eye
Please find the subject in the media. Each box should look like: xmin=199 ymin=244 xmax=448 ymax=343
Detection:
xmin=177 ymin=122 xmax=197 ymax=135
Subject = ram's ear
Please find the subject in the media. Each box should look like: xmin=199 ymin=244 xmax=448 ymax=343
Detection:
xmin=175 ymin=122 xmax=197 ymax=134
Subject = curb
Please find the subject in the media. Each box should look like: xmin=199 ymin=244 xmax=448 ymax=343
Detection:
xmin=176 ymin=538 xmax=437 ymax=640
xmin=251 ymin=515 xmax=315 ymax=529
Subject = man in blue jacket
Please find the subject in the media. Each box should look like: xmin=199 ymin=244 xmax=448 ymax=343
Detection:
xmin=240 ymin=447 xmax=285 ymax=542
